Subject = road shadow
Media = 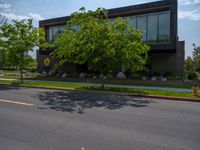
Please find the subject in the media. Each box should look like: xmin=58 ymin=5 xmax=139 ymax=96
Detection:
xmin=36 ymin=90 xmax=154 ymax=113
xmin=0 ymin=85 xmax=20 ymax=91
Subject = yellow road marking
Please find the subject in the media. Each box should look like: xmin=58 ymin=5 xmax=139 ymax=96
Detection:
xmin=0 ymin=99 xmax=34 ymax=106
xmin=81 ymin=147 xmax=85 ymax=150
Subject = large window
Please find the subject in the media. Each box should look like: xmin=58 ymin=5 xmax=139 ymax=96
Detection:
xmin=47 ymin=25 xmax=64 ymax=43
xmin=137 ymin=15 xmax=147 ymax=42
xmin=128 ymin=16 xmax=136 ymax=29
xmin=126 ymin=10 xmax=170 ymax=44
xmin=147 ymin=13 xmax=158 ymax=44
xmin=158 ymin=11 xmax=170 ymax=43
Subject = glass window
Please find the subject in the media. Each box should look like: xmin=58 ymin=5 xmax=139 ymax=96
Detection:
xmin=147 ymin=13 xmax=158 ymax=44
xmin=128 ymin=16 xmax=136 ymax=28
xmin=109 ymin=18 xmax=115 ymax=23
xmin=47 ymin=25 xmax=65 ymax=43
xmin=158 ymin=11 xmax=170 ymax=43
xmin=137 ymin=15 xmax=147 ymax=42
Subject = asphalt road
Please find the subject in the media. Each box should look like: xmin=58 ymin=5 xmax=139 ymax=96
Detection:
xmin=0 ymin=85 xmax=200 ymax=150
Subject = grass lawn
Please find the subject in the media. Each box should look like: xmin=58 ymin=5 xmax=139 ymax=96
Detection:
xmin=0 ymin=79 xmax=199 ymax=100
xmin=0 ymin=70 xmax=39 ymax=79
xmin=33 ymin=77 xmax=193 ymax=89
xmin=1 ymin=70 xmax=196 ymax=89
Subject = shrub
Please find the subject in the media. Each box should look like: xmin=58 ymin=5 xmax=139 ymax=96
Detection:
xmin=196 ymin=72 xmax=200 ymax=81
xmin=68 ymin=72 xmax=78 ymax=78
xmin=132 ymin=73 xmax=140 ymax=79
xmin=186 ymin=71 xmax=197 ymax=80
xmin=106 ymin=74 xmax=113 ymax=79
xmin=152 ymin=72 xmax=161 ymax=77
xmin=163 ymin=72 xmax=176 ymax=79
xmin=139 ymin=69 xmax=150 ymax=77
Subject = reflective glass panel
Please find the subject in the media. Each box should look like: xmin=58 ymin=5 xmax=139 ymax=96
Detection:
xmin=47 ymin=25 xmax=65 ymax=43
xmin=147 ymin=13 xmax=158 ymax=43
xmin=158 ymin=11 xmax=170 ymax=43
xmin=137 ymin=15 xmax=147 ymax=41
xmin=128 ymin=16 xmax=136 ymax=28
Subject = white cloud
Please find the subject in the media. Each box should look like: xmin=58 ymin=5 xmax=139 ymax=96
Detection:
xmin=179 ymin=8 xmax=200 ymax=20
xmin=0 ymin=3 xmax=11 ymax=9
xmin=0 ymin=12 xmax=44 ymax=21
xmin=179 ymin=0 xmax=200 ymax=5
xmin=0 ymin=12 xmax=29 ymax=20
xmin=28 ymin=13 xmax=44 ymax=20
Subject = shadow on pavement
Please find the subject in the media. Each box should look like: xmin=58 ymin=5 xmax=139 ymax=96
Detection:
xmin=0 ymin=85 xmax=20 ymax=91
xmin=36 ymin=90 xmax=154 ymax=113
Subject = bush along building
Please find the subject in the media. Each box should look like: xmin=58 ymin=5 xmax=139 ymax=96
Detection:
xmin=37 ymin=0 xmax=185 ymax=77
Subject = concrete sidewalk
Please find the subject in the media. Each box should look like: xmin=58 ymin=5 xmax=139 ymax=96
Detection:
xmin=0 ymin=78 xmax=199 ymax=93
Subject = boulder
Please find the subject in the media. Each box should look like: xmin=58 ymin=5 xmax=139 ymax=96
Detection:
xmin=116 ymin=72 xmax=126 ymax=80
xmin=151 ymin=77 xmax=157 ymax=81
xmin=79 ymin=73 xmax=86 ymax=78
xmin=48 ymin=70 xmax=54 ymax=76
xmin=25 ymin=72 xmax=31 ymax=76
xmin=42 ymin=71 xmax=48 ymax=77
xmin=161 ymin=77 xmax=167 ymax=81
xmin=92 ymin=75 xmax=97 ymax=79
xmin=100 ymin=73 xmax=107 ymax=79
xmin=62 ymin=73 xmax=67 ymax=78
xmin=142 ymin=76 xmax=147 ymax=80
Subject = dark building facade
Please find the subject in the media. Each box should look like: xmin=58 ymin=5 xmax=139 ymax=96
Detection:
xmin=37 ymin=0 xmax=185 ymax=76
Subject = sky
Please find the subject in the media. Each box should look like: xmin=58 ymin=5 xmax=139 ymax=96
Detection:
xmin=0 ymin=0 xmax=200 ymax=59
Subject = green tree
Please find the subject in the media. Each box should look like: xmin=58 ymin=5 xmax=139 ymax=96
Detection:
xmin=185 ymin=56 xmax=195 ymax=72
xmin=0 ymin=15 xmax=7 ymax=69
xmin=185 ymin=44 xmax=200 ymax=72
xmin=0 ymin=19 xmax=45 ymax=83
xmin=52 ymin=8 xmax=150 ymax=89
xmin=184 ymin=44 xmax=200 ymax=80
xmin=193 ymin=44 xmax=200 ymax=72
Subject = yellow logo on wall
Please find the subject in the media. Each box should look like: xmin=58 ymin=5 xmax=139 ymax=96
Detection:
xmin=44 ymin=58 xmax=51 ymax=67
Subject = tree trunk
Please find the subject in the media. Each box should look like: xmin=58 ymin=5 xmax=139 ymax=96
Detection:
xmin=20 ymin=67 xmax=23 ymax=83
xmin=101 ymin=73 xmax=105 ymax=90
xmin=19 ymin=51 xmax=24 ymax=84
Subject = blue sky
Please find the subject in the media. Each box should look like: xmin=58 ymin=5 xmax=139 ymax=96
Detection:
xmin=0 ymin=0 xmax=200 ymax=59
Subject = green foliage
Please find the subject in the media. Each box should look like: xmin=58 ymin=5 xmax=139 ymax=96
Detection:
xmin=185 ymin=56 xmax=196 ymax=72
xmin=192 ymin=44 xmax=200 ymax=72
xmin=185 ymin=70 xmax=197 ymax=80
xmin=197 ymin=72 xmax=200 ymax=81
xmin=51 ymin=7 xmax=150 ymax=88
xmin=0 ymin=19 xmax=45 ymax=82
xmin=163 ymin=72 xmax=176 ymax=79
xmin=185 ymin=44 xmax=200 ymax=80
xmin=152 ymin=72 xmax=161 ymax=77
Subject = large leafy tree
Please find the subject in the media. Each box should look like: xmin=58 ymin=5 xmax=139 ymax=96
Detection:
xmin=0 ymin=19 xmax=45 ymax=83
xmin=185 ymin=44 xmax=200 ymax=72
xmin=0 ymin=15 xmax=7 ymax=69
xmin=52 ymin=7 xmax=150 ymax=89
xmin=185 ymin=44 xmax=200 ymax=80
xmin=192 ymin=44 xmax=200 ymax=72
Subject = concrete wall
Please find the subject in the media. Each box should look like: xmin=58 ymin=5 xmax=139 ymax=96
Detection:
xmin=151 ymin=41 xmax=185 ymax=76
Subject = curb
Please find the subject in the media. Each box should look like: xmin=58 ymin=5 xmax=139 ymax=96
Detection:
xmin=0 ymin=83 xmax=200 ymax=103
xmin=127 ymin=94 xmax=200 ymax=103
